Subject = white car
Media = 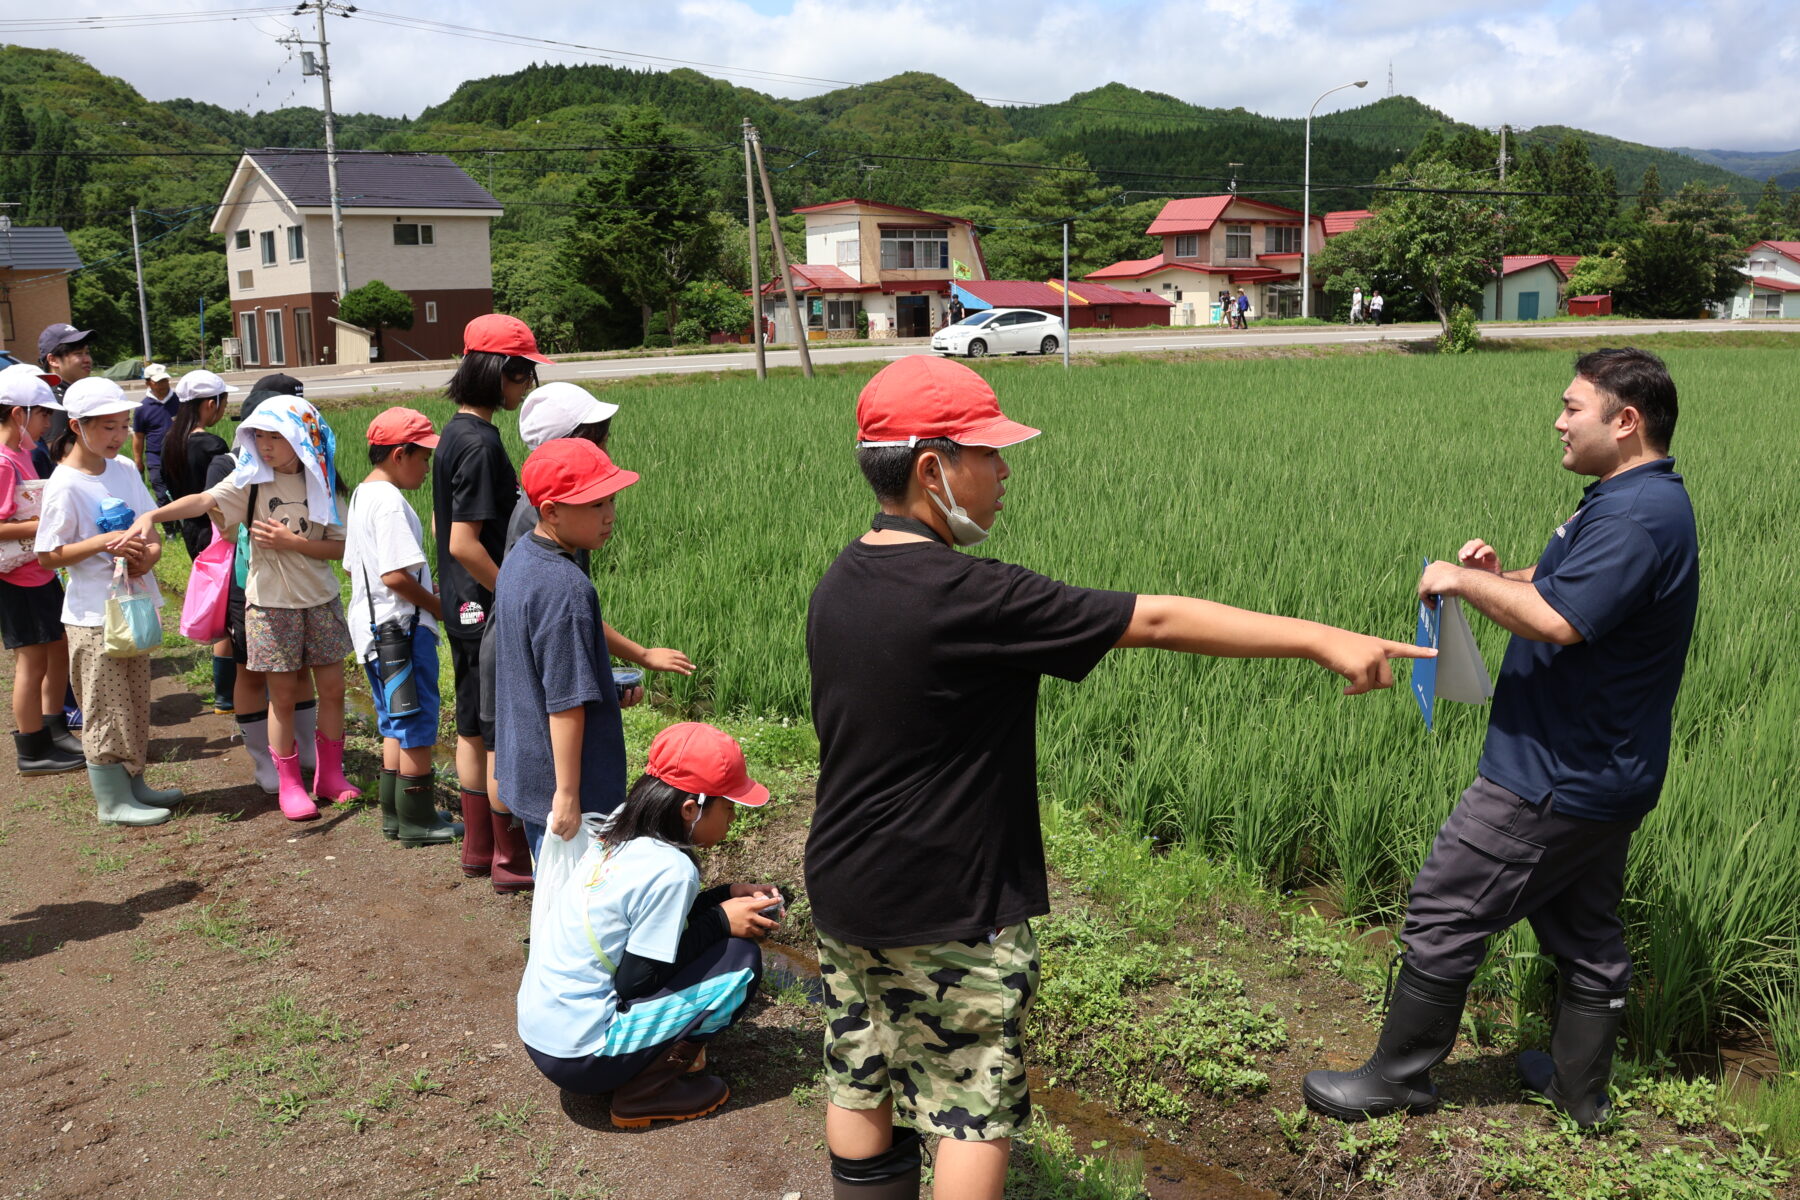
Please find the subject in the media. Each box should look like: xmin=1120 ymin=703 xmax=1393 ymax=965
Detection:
xmin=931 ymin=308 xmax=1065 ymax=358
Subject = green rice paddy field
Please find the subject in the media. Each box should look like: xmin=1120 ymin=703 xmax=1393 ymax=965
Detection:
xmin=322 ymin=346 xmax=1798 ymax=1066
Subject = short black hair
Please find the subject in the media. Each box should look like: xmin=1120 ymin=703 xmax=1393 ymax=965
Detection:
xmin=571 ymin=418 xmax=611 ymax=449
xmin=368 ymin=442 xmax=427 ymax=466
xmin=1575 ymin=347 xmax=1678 ymax=449
xmin=445 ymin=351 xmax=536 ymax=410
xmin=856 ymin=437 xmax=962 ymax=504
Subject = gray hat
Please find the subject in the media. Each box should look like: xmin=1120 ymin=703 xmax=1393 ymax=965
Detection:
xmin=37 ymin=323 xmax=93 ymax=358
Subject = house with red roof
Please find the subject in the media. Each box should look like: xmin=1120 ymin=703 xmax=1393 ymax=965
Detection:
xmin=1322 ymin=209 xmax=1376 ymax=238
xmin=951 ymin=278 xmax=1172 ymax=328
xmin=1726 ymin=241 xmax=1800 ymax=319
xmin=1084 ymin=195 xmax=1327 ymax=324
xmin=758 ymin=199 xmax=988 ymax=341
xmin=1478 ymin=255 xmax=1569 ymax=321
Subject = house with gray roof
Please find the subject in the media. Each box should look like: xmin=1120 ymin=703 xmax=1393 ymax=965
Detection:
xmin=211 ymin=149 xmax=503 ymax=365
xmin=0 ymin=223 xmax=83 ymax=362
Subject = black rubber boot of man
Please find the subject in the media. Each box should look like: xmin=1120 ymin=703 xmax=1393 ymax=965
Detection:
xmin=1303 ymin=959 xmax=1471 ymax=1120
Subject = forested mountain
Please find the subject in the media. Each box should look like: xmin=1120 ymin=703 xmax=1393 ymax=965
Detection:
xmin=0 ymin=42 xmax=1788 ymax=358
xmin=1669 ymin=145 xmax=1800 ymax=183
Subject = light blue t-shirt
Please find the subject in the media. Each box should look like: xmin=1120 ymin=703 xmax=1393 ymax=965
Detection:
xmin=516 ymin=833 xmax=700 ymax=1058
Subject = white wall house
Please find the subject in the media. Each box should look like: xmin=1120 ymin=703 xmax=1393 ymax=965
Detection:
xmin=1726 ymin=241 xmax=1800 ymax=319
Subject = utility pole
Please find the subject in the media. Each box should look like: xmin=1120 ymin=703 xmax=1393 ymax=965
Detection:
xmin=742 ymin=119 xmax=766 ymax=380
xmin=747 ymin=125 xmax=813 ymax=379
xmin=1495 ymin=126 xmax=1508 ymax=323
xmin=291 ymin=2 xmax=349 ymax=298
xmin=1060 ymin=221 xmax=1071 ymax=370
xmin=129 ymin=206 xmax=153 ymax=362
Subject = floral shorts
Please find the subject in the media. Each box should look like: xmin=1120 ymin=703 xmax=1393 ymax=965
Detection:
xmin=243 ymin=599 xmax=353 ymax=674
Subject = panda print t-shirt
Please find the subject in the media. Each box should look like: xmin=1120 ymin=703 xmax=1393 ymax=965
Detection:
xmin=206 ymin=468 xmax=345 ymax=610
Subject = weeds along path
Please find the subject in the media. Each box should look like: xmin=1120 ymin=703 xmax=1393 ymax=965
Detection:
xmin=319 ymin=343 xmax=1800 ymax=1068
xmin=0 ymin=647 xmax=833 ymax=1199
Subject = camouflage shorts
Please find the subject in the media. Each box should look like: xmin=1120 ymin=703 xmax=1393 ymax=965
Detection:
xmin=816 ymin=923 xmax=1039 ymax=1142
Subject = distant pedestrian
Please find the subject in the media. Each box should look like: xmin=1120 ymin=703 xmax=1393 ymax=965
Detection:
xmin=1218 ymin=289 xmax=1232 ymax=326
xmin=131 ymin=364 xmax=180 ymax=509
xmin=1350 ymin=287 xmax=1364 ymax=324
xmin=1235 ymin=287 xmax=1251 ymax=329
xmin=1370 ymin=291 xmax=1385 ymax=326
xmin=1305 ymin=349 xmax=1698 ymax=1130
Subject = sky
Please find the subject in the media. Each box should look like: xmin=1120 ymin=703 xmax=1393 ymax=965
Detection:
xmin=12 ymin=0 xmax=1799 ymax=152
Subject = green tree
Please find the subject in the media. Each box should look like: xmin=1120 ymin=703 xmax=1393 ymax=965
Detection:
xmin=1312 ymin=160 xmax=1503 ymax=334
xmin=143 ymin=251 xmax=226 ymax=361
xmin=337 ymin=280 xmax=414 ymax=359
xmin=673 ymin=279 xmax=751 ymax=342
xmin=565 ymin=106 xmax=721 ymax=346
xmin=1635 ymin=164 xmax=1663 ymax=221
xmin=977 ymin=153 xmax=1124 ymax=280
xmin=1752 ymin=179 xmax=1788 ymax=241
xmin=492 ymin=239 xmax=608 ymax=354
xmin=1786 ymin=187 xmax=1800 ymax=240
xmin=1508 ymin=135 xmax=1614 ymax=254
xmin=1616 ymin=184 xmax=1749 ymax=317
xmin=66 ymin=227 xmax=137 ymax=363
xmin=1563 ymin=251 xmax=1627 ymax=300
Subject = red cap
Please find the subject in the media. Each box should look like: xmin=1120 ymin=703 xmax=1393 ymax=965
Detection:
xmin=521 ymin=438 xmax=639 ymax=508
xmin=366 ymin=406 xmax=440 ymax=448
xmin=855 ymin=356 xmax=1040 ymax=449
xmin=463 ymin=313 xmax=554 ymax=364
xmin=646 ymin=723 xmax=769 ymax=807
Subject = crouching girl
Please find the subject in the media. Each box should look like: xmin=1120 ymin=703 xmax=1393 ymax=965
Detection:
xmin=517 ymin=722 xmax=780 ymax=1129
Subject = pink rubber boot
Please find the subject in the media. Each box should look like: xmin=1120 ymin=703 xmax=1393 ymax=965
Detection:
xmin=273 ymin=746 xmax=320 ymax=821
xmin=312 ymin=733 xmax=363 ymax=803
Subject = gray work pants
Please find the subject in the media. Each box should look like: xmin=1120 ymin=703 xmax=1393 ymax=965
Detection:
xmin=1400 ymin=776 xmax=1641 ymax=990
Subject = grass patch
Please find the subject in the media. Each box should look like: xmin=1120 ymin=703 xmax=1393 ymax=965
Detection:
xmin=207 ymin=992 xmax=359 ymax=1128
xmin=178 ymin=900 xmax=288 ymax=960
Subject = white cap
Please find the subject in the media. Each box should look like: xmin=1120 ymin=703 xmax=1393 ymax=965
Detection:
xmin=519 ymin=381 xmax=619 ymax=451
xmin=143 ymin=362 xmax=171 ymax=382
xmin=62 ymin=377 xmax=139 ymax=420
xmin=176 ymin=369 xmax=235 ymax=401
xmin=0 ymin=363 xmax=62 ymax=410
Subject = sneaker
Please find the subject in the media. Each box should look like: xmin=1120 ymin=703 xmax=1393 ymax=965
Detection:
xmin=63 ymin=705 xmax=83 ymax=731
xmin=213 ymin=699 xmax=235 ymax=715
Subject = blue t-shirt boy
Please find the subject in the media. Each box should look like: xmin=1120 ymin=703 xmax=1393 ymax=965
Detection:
xmin=491 ymin=532 xmax=626 ymax=829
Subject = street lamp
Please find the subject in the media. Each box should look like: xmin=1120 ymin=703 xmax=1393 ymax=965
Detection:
xmin=1302 ymin=79 xmax=1367 ymax=318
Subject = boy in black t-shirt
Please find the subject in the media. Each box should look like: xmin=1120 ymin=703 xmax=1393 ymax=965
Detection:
xmin=805 ymin=356 xmax=1429 ymax=1199
xmin=434 ymin=314 xmax=548 ymax=891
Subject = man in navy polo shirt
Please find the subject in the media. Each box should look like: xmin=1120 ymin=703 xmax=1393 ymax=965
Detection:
xmin=1305 ymin=348 xmax=1699 ymax=1129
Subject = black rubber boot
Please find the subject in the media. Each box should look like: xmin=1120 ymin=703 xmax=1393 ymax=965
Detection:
xmin=377 ymin=768 xmax=400 ymax=840
xmin=1303 ymin=959 xmax=1471 ymax=1120
xmin=14 ymin=728 xmax=84 ymax=776
xmin=396 ymin=772 xmax=460 ymax=847
xmin=1518 ymin=978 xmax=1627 ymax=1129
xmin=41 ymin=712 xmax=83 ymax=757
xmin=831 ymin=1127 xmax=923 ymax=1199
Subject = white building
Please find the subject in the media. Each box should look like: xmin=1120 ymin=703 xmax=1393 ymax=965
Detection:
xmin=1725 ymin=241 xmax=1800 ymax=319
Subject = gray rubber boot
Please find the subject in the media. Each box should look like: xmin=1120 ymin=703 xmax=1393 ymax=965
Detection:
xmin=294 ymin=702 xmax=318 ymax=773
xmin=14 ymin=728 xmax=84 ymax=776
xmin=129 ymin=771 xmax=185 ymax=808
xmin=90 ymin=762 xmax=172 ymax=827
xmin=237 ymin=715 xmax=280 ymax=794
xmin=1519 ymin=979 xmax=1628 ymax=1129
xmin=830 ymin=1127 xmax=923 ymax=1200
xmin=1303 ymin=959 xmax=1471 ymax=1120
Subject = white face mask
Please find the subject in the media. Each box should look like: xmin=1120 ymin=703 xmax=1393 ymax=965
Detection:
xmin=926 ymin=469 xmax=990 ymax=547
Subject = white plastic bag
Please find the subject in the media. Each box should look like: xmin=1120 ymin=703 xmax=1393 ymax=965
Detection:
xmin=527 ymin=817 xmax=593 ymax=960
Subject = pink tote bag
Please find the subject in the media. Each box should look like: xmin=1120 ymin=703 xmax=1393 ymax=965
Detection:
xmin=178 ymin=528 xmax=235 ymax=642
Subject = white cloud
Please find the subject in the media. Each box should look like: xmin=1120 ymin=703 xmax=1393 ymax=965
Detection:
xmin=25 ymin=0 xmax=1800 ymax=151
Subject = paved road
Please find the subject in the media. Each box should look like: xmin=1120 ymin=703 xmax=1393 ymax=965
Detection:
xmin=167 ymin=319 xmax=1799 ymax=401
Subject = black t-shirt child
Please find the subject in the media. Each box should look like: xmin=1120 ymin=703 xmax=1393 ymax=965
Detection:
xmin=805 ymin=532 xmax=1135 ymax=948
xmin=432 ymin=412 xmax=517 ymax=642
xmin=169 ymin=429 xmax=232 ymax=558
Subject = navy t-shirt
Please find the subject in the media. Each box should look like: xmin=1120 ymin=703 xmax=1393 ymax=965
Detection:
xmin=431 ymin=412 xmax=517 ymax=641
xmin=132 ymin=394 xmax=181 ymax=475
xmin=806 ymin=532 xmax=1136 ymax=947
xmin=491 ymin=533 xmax=625 ymax=828
xmin=1477 ymin=458 xmax=1699 ymax=822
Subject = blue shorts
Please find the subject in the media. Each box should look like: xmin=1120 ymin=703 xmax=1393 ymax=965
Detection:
xmin=362 ymin=624 xmax=441 ymax=749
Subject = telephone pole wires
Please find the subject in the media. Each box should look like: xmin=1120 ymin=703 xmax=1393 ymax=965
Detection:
xmin=129 ymin=206 xmax=153 ymax=361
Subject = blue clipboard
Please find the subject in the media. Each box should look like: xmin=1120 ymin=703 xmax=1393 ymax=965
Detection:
xmin=1412 ymin=557 xmax=1442 ymax=729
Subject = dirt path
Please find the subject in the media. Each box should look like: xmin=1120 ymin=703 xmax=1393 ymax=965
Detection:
xmin=0 ymin=648 xmax=832 ymax=1199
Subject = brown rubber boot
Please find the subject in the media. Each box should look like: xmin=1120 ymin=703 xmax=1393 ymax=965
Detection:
xmin=610 ymin=1041 xmax=729 ymax=1129
xmin=459 ymin=789 xmax=493 ymax=877
xmin=490 ymin=808 xmax=535 ymax=894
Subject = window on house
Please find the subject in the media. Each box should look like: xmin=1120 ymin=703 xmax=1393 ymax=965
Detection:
xmin=234 ymin=230 xmax=251 ymax=251
xmin=287 ymin=226 xmax=305 ymax=261
xmin=260 ymin=231 xmax=277 ymax=266
xmin=237 ymin=269 xmax=254 ymax=291
xmin=1225 ymin=225 xmax=1252 ymax=259
xmin=1264 ymin=226 xmax=1302 ymax=254
xmin=239 ymin=312 xmax=261 ymax=366
xmin=1755 ymin=292 xmax=1783 ymax=318
xmin=266 ymin=310 xmax=286 ymax=365
xmin=393 ymin=223 xmax=435 ymax=246
xmin=826 ymin=299 xmax=859 ymax=330
xmin=879 ymin=227 xmax=949 ymax=270
xmin=1174 ymin=234 xmax=1200 ymax=259
xmin=837 ymin=239 xmax=860 ymax=267
xmin=425 ymin=301 xmax=438 ymax=323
